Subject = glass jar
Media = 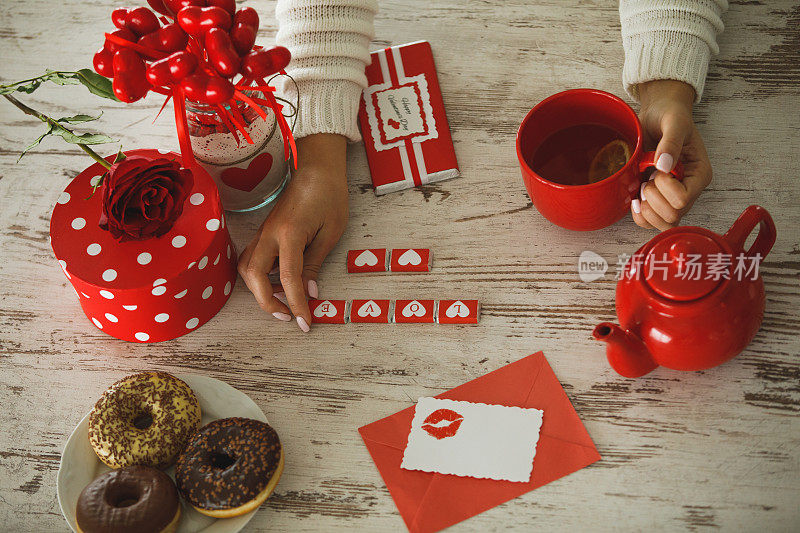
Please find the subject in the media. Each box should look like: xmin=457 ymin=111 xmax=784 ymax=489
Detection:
xmin=186 ymin=98 xmax=289 ymax=212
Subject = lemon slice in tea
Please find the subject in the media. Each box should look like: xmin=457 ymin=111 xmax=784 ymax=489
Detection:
xmin=588 ymin=139 xmax=632 ymax=183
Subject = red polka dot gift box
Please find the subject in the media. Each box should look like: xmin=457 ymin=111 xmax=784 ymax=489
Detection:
xmin=50 ymin=149 xmax=237 ymax=343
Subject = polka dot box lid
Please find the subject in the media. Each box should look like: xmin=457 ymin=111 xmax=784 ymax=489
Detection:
xmin=50 ymin=149 xmax=237 ymax=343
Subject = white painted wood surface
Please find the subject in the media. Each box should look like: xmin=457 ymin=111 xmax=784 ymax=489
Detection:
xmin=1 ymin=0 xmax=798 ymax=531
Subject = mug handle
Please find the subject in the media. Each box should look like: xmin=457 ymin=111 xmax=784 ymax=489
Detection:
xmin=722 ymin=205 xmax=776 ymax=263
xmin=638 ymin=151 xmax=684 ymax=182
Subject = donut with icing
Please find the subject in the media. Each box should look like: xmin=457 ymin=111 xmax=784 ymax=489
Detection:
xmin=88 ymin=371 xmax=201 ymax=469
xmin=175 ymin=417 xmax=283 ymax=517
xmin=76 ymin=465 xmax=180 ymax=533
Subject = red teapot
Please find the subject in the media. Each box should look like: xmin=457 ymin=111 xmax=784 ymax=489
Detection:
xmin=593 ymin=205 xmax=776 ymax=378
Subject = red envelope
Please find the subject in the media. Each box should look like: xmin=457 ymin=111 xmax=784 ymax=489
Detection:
xmin=359 ymin=352 xmax=600 ymax=533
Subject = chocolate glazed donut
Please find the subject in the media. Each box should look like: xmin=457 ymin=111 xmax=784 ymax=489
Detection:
xmin=76 ymin=466 xmax=180 ymax=533
xmin=175 ymin=417 xmax=283 ymax=518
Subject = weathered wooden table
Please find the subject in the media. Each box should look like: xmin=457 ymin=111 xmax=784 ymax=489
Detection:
xmin=1 ymin=0 xmax=798 ymax=531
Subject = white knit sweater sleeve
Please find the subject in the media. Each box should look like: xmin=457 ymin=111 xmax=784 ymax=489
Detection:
xmin=276 ymin=0 xmax=378 ymax=141
xmin=619 ymin=0 xmax=728 ymax=102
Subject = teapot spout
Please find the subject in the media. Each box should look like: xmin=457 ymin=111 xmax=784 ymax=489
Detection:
xmin=593 ymin=322 xmax=657 ymax=378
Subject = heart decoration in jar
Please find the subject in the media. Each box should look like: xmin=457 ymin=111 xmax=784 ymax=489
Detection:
xmin=176 ymin=6 xmax=232 ymax=36
xmin=220 ymin=152 xmax=274 ymax=192
xmin=92 ymin=1 xmax=297 ymax=170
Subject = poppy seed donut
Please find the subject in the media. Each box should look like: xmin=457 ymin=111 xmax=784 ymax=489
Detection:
xmin=175 ymin=417 xmax=283 ymax=517
xmin=88 ymin=371 xmax=201 ymax=469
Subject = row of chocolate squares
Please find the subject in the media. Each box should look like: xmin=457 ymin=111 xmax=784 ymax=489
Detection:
xmin=347 ymin=248 xmax=432 ymax=273
xmin=309 ymin=299 xmax=479 ymax=324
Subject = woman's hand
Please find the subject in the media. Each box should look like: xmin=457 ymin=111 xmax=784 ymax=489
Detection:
xmin=238 ymin=133 xmax=349 ymax=332
xmin=632 ymin=80 xmax=713 ymax=231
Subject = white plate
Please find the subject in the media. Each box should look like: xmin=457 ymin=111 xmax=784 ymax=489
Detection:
xmin=57 ymin=374 xmax=269 ymax=533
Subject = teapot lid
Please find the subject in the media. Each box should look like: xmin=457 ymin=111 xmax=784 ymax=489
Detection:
xmin=643 ymin=230 xmax=727 ymax=302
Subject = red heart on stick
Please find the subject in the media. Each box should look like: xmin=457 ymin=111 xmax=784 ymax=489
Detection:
xmin=177 ymin=6 xmax=232 ymax=36
xmin=220 ymin=152 xmax=273 ymax=192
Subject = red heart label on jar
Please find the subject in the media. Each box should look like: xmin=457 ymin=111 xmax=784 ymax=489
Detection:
xmin=220 ymin=152 xmax=273 ymax=192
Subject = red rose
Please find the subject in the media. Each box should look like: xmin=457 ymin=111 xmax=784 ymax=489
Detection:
xmin=99 ymin=155 xmax=194 ymax=241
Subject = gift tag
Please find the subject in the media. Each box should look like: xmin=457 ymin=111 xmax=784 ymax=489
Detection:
xmin=350 ymin=299 xmax=392 ymax=323
xmin=437 ymin=300 xmax=480 ymax=324
xmin=394 ymin=299 xmax=436 ymax=323
xmin=401 ymin=397 xmax=543 ymax=482
xmin=347 ymin=249 xmax=388 ymax=273
xmin=309 ymin=299 xmax=348 ymax=324
xmin=390 ymin=248 xmax=431 ymax=273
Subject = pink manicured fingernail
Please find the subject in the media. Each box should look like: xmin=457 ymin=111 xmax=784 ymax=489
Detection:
xmin=308 ymin=280 xmax=318 ymax=299
xmin=274 ymin=292 xmax=287 ymax=305
xmin=632 ymin=199 xmax=641 ymax=214
xmin=640 ymin=182 xmax=647 ymax=202
xmin=656 ymin=153 xmax=674 ymax=173
xmin=296 ymin=316 xmax=310 ymax=333
xmin=272 ymin=312 xmax=291 ymax=322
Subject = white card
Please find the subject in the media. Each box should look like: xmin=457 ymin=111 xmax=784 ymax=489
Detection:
xmin=401 ymin=397 xmax=543 ymax=482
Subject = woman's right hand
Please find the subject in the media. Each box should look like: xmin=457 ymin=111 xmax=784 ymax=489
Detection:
xmin=633 ymin=80 xmax=713 ymax=231
xmin=237 ymin=133 xmax=349 ymax=332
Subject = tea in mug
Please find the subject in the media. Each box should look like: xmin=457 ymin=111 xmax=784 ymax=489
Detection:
xmin=528 ymin=123 xmax=632 ymax=185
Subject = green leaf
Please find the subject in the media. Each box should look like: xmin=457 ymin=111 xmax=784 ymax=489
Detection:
xmin=17 ymin=128 xmax=53 ymax=162
xmin=87 ymin=171 xmax=108 ymax=199
xmin=0 ymin=79 xmax=41 ymax=95
xmin=75 ymin=69 xmax=118 ymax=101
xmin=53 ymin=128 xmax=116 ymax=145
xmin=43 ymin=69 xmax=82 ymax=86
xmin=57 ymin=112 xmax=103 ymax=124
xmin=113 ymin=147 xmax=126 ymax=163
xmin=0 ymin=69 xmax=118 ymax=101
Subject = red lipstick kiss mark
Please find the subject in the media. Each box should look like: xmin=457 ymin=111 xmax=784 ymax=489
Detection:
xmin=421 ymin=409 xmax=463 ymax=439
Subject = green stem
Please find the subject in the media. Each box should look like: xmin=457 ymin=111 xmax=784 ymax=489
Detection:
xmin=2 ymin=93 xmax=112 ymax=169
xmin=0 ymin=71 xmax=74 ymax=91
xmin=78 ymin=143 xmax=113 ymax=169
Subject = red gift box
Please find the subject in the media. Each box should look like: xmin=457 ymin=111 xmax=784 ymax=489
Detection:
xmin=359 ymin=41 xmax=459 ymax=195
xmin=50 ymin=149 xmax=237 ymax=343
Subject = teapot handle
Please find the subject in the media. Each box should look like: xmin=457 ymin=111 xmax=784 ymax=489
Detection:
xmin=722 ymin=205 xmax=776 ymax=263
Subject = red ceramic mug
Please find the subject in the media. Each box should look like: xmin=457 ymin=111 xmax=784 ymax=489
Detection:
xmin=517 ymin=89 xmax=682 ymax=231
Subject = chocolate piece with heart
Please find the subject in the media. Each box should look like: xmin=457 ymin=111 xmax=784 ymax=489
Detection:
xmin=390 ymin=248 xmax=432 ymax=272
xmin=347 ymin=248 xmax=388 ymax=273
xmin=309 ymin=299 xmax=348 ymax=324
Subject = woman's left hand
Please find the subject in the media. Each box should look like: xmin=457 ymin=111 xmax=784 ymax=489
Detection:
xmin=633 ymin=80 xmax=713 ymax=231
